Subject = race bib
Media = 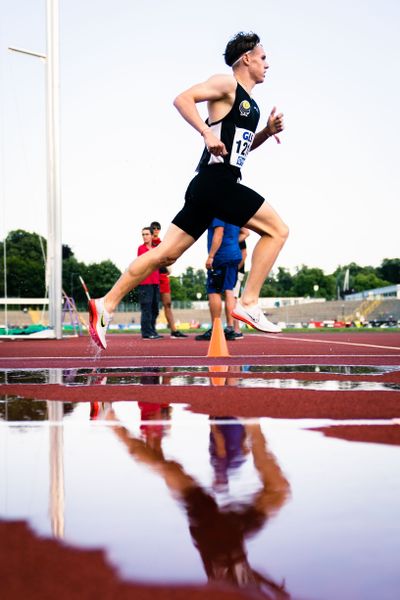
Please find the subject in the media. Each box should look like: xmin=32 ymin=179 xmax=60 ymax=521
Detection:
xmin=230 ymin=127 xmax=254 ymax=168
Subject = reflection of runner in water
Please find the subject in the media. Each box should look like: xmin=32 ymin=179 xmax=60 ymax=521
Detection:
xmin=138 ymin=401 xmax=172 ymax=453
xmin=88 ymin=370 xmax=109 ymax=420
xmin=209 ymin=417 xmax=249 ymax=491
xmin=108 ymin=409 xmax=291 ymax=598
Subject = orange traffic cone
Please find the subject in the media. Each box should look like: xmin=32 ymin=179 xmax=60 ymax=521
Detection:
xmin=207 ymin=317 xmax=230 ymax=358
xmin=208 ymin=364 xmax=228 ymax=386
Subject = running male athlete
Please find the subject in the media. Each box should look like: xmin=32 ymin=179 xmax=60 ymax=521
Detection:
xmin=89 ymin=32 xmax=288 ymax=349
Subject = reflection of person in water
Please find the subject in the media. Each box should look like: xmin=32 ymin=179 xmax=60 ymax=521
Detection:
xmin=108 ymin=408 xmax=291 ymax=598
xmin=209 ymin=417 xmax=248 ymax=491
xmin=138 ymin=401 xmax=172 ymax=453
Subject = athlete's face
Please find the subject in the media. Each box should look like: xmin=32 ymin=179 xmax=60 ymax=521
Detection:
xmin=152 ymin=225 xmax=160 ymax=239
xmin=142 ymin=230 xmax=152 ymax=245
xmin=247 ymin=45 xmax=269 ymax=84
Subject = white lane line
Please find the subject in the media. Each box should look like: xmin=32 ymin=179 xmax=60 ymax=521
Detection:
xmin=265 ymin=335 xmax=400 ymax=351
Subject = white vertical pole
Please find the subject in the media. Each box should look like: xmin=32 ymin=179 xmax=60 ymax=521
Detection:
xmin=46 ymin=0 xmax=62 ymax=338
xmin=47 ymin=369 xmax=64 ymax=539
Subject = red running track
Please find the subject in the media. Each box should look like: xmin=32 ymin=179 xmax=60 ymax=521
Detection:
xmin=1 ymin=331 xmax=399 ymax=421
xmin=1 ymin=331 xmax=400 ymax=600
xmin=1 ymin=331 xmax=400 ymax=368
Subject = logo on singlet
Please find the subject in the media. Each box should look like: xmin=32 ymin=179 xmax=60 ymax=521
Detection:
xmin=239 ymin=100 xmax=251 ymax=117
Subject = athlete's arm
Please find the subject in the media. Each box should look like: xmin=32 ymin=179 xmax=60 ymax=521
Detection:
xmin=206 ymin=226 xmax=224 ymax=270
xmin=173 ymin=75 xmax=236 ymax=156
xmin=238 ymin=227 xmax=250 ymax=243
xmin=251 ymin=106 xmax=284 ymax=151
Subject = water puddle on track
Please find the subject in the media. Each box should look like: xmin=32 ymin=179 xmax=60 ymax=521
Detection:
xmin=1 ymin=391 xmax=400 ymax=599
xmin=1 ymin=364 xmax=400 ymax=392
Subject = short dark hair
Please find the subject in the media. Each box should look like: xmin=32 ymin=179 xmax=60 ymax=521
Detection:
xmin=150 ymin=221 xmax=161 ymax=233
xmin=224 ymin=32 xmax=260 ymax=67
xmin=142 ymin=227 xmax=151 ymax=233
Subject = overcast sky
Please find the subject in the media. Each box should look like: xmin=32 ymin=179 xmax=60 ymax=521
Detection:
xmin=1 ymin=0 xmax=399 ymax=276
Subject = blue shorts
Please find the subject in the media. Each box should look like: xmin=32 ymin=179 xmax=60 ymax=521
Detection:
xmin=206 ymin=261 xmax=239 ymax=294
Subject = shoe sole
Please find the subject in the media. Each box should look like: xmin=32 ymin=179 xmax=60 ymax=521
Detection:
xmin=231 ymin=310 xmax=281 ymax=334
xmin=88 ymin=300 xmax=106 ymax=349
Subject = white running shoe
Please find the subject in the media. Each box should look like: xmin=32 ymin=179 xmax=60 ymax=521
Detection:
xmin=88 ymin=298 xmax=112 ymax=349
xmin=231 ymin=302 xmax=282 ymax=334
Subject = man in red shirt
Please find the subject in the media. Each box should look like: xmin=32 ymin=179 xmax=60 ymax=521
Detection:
xmin=137 ymin=227 xmax=163 ymax=339
xmin=150 ymin=221 xmax=188 ymax=338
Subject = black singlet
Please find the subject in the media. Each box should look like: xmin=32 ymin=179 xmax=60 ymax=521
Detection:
xmin=196 ymin=82 xmax=260 ymax=177
xmin=171 ymin=82 xmax=265 ymax=240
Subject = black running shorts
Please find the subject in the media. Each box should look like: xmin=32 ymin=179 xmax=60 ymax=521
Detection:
xmin=171 ymin=165 xmax=265 ymax=240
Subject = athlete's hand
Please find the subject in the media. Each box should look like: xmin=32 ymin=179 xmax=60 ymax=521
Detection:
xmin=266 ymin=106 xmax=284 ymax=143
xmin=203 ymin=129 xmax=228 ymax=157
xmin=205 ymin=256 xmax=214 ymax=270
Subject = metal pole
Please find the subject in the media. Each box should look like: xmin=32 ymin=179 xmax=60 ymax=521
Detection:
xmin=8 ymin=46 xmax=46 ymax=60
xmin=2 ymin=238 xmax=8 ymax=335
xmin=47 ymin=369 xmax=64 ymax=539
xmin=46 ymin=0 xmax=62 ymax=338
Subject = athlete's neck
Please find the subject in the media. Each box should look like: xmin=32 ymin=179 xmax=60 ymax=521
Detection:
xmin=234 ymin=74 xmax=255 ymax=96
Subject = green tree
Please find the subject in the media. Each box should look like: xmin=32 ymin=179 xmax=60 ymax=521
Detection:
xmin=276 ymin=267 xmax=294 ymax=296
xmin=179 ymin=267 xmax=207 ymax=301
xmin=62 ymin=256 xmax=88 ymax=303
xmin=4 ymin=255 xmax=46 ymax=298
xmin=292 ymin=266 xmax=336 ymax=299
xmin=62 ymin=244 xmax=74 ymax=260
xmin=335 ymin=262 xmax=392 ymax=294
xmin=169 ymin=276 xmax=187 ymax=301
xmin=0 ymin=230 xmax=46 ymax=298
xmin=260 ymin=275 xmax=279 ymax=297
xmin=0 ymin=229 xmax=124 ymax=304
xmin=2 ymin=229 xmax=398 ymax=306
xmin=353 ymin=272 xmax=390 ymax=292
xmin=84 ymin=260 xmax=122 ymax=299
xmin=378 ymin=258 xmax=400 ymax=284
xmin=5 ymin=229 xmax=46 ymax=262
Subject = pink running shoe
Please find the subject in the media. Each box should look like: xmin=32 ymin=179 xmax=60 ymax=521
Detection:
xmin=88 ymin=298 xmax=112 ymax=349
xmin=232 ymin=302 xmax=281 ymax=333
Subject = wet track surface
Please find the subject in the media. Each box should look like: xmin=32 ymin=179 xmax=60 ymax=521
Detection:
xmin=1 ymin=333 xmax=400 ymax=599
xmin=1 ymin=398 xmax=400 ymax=600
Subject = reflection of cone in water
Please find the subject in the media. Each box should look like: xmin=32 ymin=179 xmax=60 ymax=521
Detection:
xmin=207 ymin=318 xmax=230 ymax=358
xmin=209 ymin=364 xmax=228 ymax=386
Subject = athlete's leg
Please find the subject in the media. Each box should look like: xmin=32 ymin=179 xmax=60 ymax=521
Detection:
xmin=241 ymin=201 xmax=288 ymax=308
xmin=224 ymin=290 xmax=236 ymax=327
xmin=151 ymin=285 xmax=160 ymax=336
xmin=161 ymin=292 xmax=176 ymax=331
xmin=138 ymin=286 xmax=153 ymax=338
xmin=208 ymin=293 xmax=223 ymax=321
xmin=104 ymin=224 xmax=195 ymax=313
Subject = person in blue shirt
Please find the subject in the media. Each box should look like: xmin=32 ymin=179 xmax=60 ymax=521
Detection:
xmin=196 ymin=219 xmax=249 ymax=341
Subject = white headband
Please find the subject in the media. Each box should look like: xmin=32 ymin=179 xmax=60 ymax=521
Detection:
xmin=231 ymin=43 xmax=260 ymax=67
